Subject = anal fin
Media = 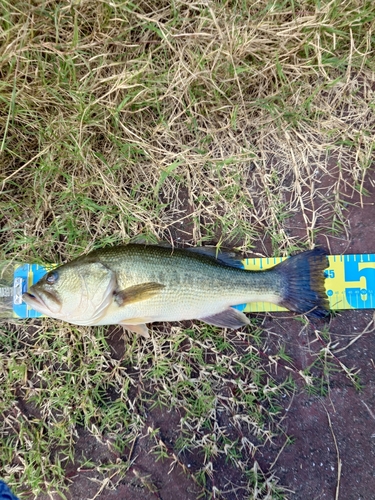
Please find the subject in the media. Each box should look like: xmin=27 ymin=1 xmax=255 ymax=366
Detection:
xmin=118 ymin=321 xmax=150 ymax=338
xmin=199 ymin=308 xmax=250 ymax=329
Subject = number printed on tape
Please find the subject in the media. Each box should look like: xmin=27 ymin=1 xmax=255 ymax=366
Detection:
xmin=328 ymin=254 xmax=375 ymax=310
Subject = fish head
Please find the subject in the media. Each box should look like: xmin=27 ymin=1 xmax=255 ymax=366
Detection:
xmin=22 ymin=261 xmax=116 ymax=325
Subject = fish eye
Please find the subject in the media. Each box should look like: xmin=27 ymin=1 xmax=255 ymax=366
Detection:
xmin=46 ymin=271 xmax=59 ymax=284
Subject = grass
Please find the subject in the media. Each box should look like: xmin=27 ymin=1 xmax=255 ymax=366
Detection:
xmin=0 ymin=0 xmax=374 ymax=498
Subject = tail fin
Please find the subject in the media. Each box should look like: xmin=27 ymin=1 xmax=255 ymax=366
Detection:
xmin=276 ymin=248 xmax=330 ymax=318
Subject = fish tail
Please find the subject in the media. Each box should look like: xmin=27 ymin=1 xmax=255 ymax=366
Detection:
xmin=276 ymin=248 xmax=330 ymax=318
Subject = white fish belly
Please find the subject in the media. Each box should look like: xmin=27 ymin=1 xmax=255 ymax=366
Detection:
xmin=94 ymin=287 xmax=280 ymax=326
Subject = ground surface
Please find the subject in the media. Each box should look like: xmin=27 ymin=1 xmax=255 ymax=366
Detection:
xmin=35 ymin=174 xmax=375 ymax=500
xmin=1 ymin=2 xmax=375 ymax=499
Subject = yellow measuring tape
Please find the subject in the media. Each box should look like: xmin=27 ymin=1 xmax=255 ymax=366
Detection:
xmin=242 ymin=254 xmax=375 ymax=313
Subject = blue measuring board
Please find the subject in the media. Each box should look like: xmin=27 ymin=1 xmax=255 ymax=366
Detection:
xmin=11 ymin=263 xmax=56 ymax=318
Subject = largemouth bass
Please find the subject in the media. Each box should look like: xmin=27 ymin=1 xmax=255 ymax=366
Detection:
xmin=22 ymin=245 xmax=329 ymax=336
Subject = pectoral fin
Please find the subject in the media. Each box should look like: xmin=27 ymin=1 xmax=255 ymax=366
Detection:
xmin=114 ymin=282 xmax=165 ymax=307
xmin=118 ymin=321 xmax=150 ymax=338
xmin=199 ymin=308 xmax=250 ymax=329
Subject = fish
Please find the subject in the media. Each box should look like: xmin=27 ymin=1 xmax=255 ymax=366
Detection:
xmin=22 ymin=244 xmax=329 ymax=337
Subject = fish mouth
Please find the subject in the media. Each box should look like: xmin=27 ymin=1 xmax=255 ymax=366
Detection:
xmin=23 ymin=291 xmax=47 ymax=312
xmin=23 ymin=290 xmax=61 ymax=315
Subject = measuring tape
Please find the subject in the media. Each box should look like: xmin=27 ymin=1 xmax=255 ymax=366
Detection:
xmin=4 ymin=254 xmax=375 ymax=319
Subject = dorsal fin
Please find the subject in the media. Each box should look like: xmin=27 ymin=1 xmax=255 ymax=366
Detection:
xmin=185 ymin=246 xmax=244 ymax=269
